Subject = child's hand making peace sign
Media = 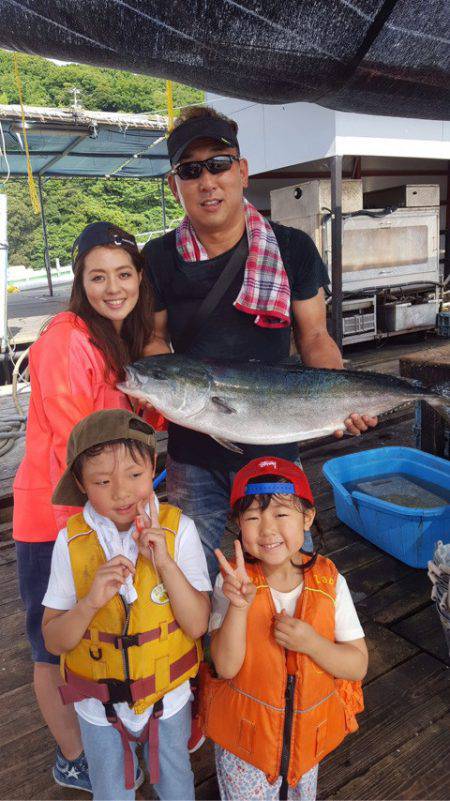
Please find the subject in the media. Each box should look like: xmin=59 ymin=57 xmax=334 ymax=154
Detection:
xmin=214 ymin=541 xmax=257 ymax=610
xmin=133 ymin=496 xmax=171 ymax=570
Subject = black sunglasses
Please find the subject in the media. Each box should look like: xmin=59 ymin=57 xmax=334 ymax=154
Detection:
xmin=171 ymin=154 xmax=240 ymax=181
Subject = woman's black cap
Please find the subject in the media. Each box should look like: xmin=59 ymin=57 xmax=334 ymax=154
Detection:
xmin=71 ymin=222 xmax=137 ymax=271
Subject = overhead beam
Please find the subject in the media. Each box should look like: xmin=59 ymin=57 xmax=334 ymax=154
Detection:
xmin=38 ymin=134 xmax=90 ymax=176
xmin=15 ymin=150 xmax=169 ymax=160
xmin=252 ymin=168 xmax=449 ymax=180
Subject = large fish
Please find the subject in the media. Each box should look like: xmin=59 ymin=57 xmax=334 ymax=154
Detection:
xmin=119 ymin=355 xmax=449 ymax=452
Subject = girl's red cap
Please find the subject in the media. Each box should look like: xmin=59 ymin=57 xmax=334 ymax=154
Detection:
xmin=230 ymin=456 xmax=314 ymax=508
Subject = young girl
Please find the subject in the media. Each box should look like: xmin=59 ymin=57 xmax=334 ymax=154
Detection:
xmin=202 ymin=456 xmax=368 ymax=801
xmin=13 ymin=222 xmax=155 ymax=791
xmin=42 ymin=409 xmax=211 ymax=800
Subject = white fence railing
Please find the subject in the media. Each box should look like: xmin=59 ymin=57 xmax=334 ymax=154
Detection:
xmin=8 ymin=262 xmax=72 ymax=288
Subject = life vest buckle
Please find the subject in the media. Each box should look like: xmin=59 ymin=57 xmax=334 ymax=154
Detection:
xmin=114 ymin=633 xmax=140 ymax=650
xmin=100 ymin=677 xmax=133 ymax=705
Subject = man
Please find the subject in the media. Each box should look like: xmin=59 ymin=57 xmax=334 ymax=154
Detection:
xmin=142 ymin=105 xmax=377 ymax=580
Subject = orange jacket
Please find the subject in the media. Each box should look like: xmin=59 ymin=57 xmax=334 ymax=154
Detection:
xmin=13 ymin=312 xmax=131 ymax=543
xmin=200 ymin=555 xmax=364 ymax=787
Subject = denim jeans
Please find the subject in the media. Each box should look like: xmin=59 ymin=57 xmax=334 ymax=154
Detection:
xmin=166 ymin=455 xmax=313 ymax=585
xmin=15 ymin=540 xmax=60 ymax=664
xmin=78 ymin=701 xmax=194 ymax=801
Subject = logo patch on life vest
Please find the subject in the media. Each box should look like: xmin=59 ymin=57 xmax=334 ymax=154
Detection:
xmin=151 ymin=582 xmax=169 ymax=605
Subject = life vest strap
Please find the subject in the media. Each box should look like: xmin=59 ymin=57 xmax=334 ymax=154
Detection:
xmin=59 ymin=645 xmax=198 ymax=706
xmin=104 ymin=699 xmax=164 ymax=789
xmin=83 ymin=619 xmax=180 ymax=650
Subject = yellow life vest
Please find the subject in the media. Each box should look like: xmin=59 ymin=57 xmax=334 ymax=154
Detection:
xmin=61 ymin=504 xmax=202 ymax=715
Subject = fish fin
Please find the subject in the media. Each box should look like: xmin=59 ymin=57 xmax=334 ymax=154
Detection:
xmin=211 ymin=436 xmax=243 ymax=454
xmin=211 ymin=396 xmax=237 ymax=414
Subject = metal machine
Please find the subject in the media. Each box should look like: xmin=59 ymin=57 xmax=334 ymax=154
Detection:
xmin=270 ymin=180 xmax=441 ymax=345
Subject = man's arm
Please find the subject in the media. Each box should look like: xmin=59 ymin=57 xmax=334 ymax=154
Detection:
xmin=143 ymin=309 xmax=172 ymax=356
xmin=292 ymin=289 xmax=343 ymax=369
xmin=293 ymin=290 xmax=377 ymax=437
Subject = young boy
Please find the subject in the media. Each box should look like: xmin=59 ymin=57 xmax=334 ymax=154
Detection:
xmin=42 ymin=409 xmax=211 ymax=801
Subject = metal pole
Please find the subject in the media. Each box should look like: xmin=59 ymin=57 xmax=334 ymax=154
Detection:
xmin=37 ymin=176 xmax=53 ymax=297
xmin=330 ymin=155 xmax=343 ymax=351
xmin=444 ymin=160 xmax=450 ymax=282
xmin=0 ymin=187 xmax=8 ymax=354
xmin=160 ymin=177 xmax=167 ymax=233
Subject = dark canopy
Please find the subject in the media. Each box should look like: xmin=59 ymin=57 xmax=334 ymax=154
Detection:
xmin=1 ymin=0 xmax=449 ymax=120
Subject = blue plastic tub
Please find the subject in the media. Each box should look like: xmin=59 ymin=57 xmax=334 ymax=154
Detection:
xmin=322 ymin=447 xmax=450 ymax=568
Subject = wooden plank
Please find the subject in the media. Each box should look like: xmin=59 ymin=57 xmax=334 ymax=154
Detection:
xmin=346 ymin=336 xmax=444 ymax=370
xmin=344 ymin=552 xmax=414 ymax=603
xmin=357 ymin=569 xmax=432 ymax=625
xmin=0 ymin=521 xmax=14 ymax=542
xmin=360 ymin=615 xmax=419 ymax=683
xmin=0 ymin=639 xmax=33 ymax=695
xmin=330 ymin=713 xmax=450 ymax=800
xmin=400 ymin=342 xmax=450 ymax=373
xmin=0 ymin=683 xmax=44 ymax=748
xmin=0 ymin=560 xmax=21 ymax=609
xmin=0 ymin=596 xmax=24 ymax=621
xmin=392 ymin=605 xmax=450 ymax=666
xmin=0 ymin=724 xmax=68 ymax=800
xmin=0 ymin=609 xmax=27 ymax=651
xmin=326 ymin=538 xmax=383 ymax=576
xmin=0 ymin=504 xmax=13 ymax=526
xmin=0 ymin=541 xmax=16 ymax=565
xmin=318 ymin=653 xmax=450 ymax=797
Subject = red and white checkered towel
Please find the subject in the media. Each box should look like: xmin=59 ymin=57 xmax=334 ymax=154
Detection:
xmin=176 ymin=199 xmax=291 ymax=328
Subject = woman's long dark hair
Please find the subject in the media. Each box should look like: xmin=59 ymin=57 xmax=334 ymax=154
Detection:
xmin=69 ymin=225 xmax=154 ymax=382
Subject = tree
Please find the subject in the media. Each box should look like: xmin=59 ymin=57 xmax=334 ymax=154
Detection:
xmin=1 ymin=50 xmax=203 ymax=267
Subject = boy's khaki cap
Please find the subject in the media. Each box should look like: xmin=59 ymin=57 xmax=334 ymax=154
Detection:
xmin=52 ymin=409 xmax=155 ymax=507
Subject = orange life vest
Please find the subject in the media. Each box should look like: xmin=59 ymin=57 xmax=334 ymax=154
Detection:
xmin=200 ymin=555 xmax=363 ymax=787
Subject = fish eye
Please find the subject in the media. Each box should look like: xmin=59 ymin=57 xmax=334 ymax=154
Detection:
xmin=151 ymin=369 xmax=167 ymax=380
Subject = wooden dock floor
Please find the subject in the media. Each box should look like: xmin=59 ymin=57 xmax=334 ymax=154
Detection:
xmin=1 ymin=413 xmax=449 ymax=800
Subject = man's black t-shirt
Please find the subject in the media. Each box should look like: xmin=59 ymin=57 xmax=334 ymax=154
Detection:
xmin=142 ymin=221 xmax=330 ymax=471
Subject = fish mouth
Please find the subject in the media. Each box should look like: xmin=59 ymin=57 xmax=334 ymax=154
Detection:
xmin=118 ymin=364 xmax=212 ymax=420
xmin=117 ymin=368 xmax=151 ymax=402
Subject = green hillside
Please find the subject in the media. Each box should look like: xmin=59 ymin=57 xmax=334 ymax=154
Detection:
xmin=0 ymin=51 xmax=203 ymax=268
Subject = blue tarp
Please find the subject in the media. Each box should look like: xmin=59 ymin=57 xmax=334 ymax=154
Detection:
xmin=0 ymin=108 xmax=169 ymax=178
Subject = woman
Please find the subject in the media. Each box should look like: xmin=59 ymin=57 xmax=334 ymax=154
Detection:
xmin=13 ymin=221 xmax=154 ymax=793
